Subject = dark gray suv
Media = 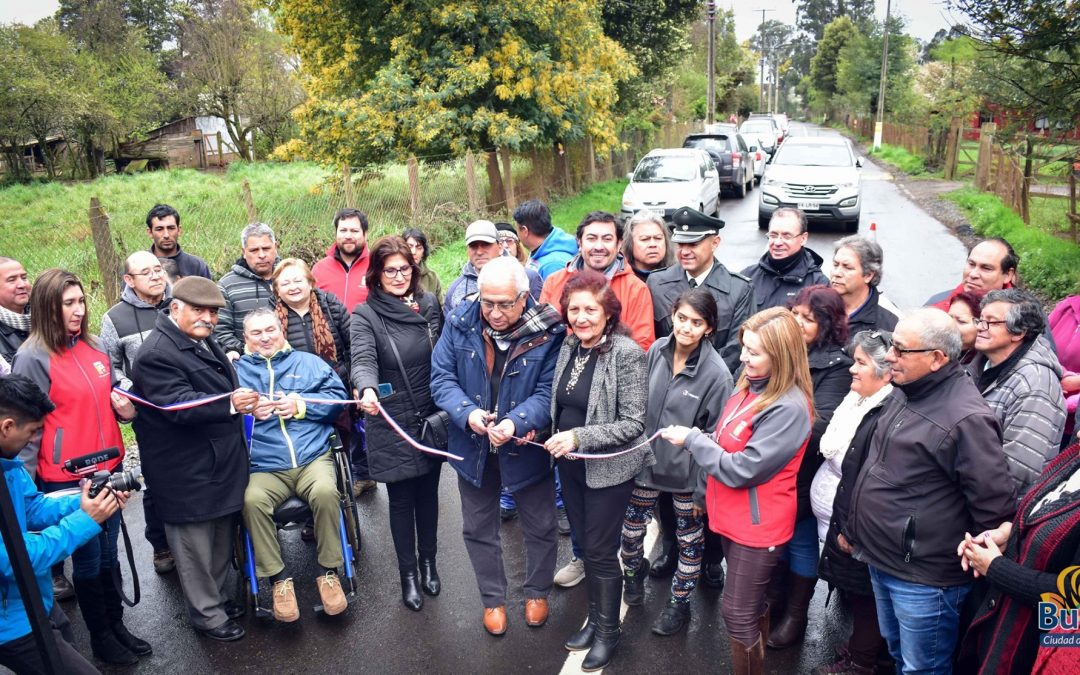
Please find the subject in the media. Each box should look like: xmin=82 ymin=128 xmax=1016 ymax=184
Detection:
xmin=682 ymin=130 xmax=754 ymax=199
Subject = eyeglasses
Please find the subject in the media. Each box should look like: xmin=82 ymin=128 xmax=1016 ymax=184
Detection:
xmin=766 ymin=232 xmax=803 ymax=241
xmin=130 ymin=267 xmax=165 ymax=278
xmin=888 ymin=344 xmax=938 ymax=357
xmin=479 ymin=292 xmax=525 ymax=312
xmin=974 ymin=318 xmax=1007 ymax=330
xmin=497 ymin=235 xmax=518 ymax=244
xmin=382 ymin=266 xmax=413 ymax=279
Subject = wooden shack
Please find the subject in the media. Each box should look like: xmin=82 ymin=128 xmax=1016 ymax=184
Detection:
xmin=116 ymin=116 xmax=251 ymax=171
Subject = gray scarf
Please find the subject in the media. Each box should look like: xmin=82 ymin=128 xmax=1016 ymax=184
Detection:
xmin=0 ymin=304 xmax=31 ymax=333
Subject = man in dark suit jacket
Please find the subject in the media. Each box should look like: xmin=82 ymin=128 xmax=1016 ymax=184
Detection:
xmin=130 ymin=277 xmax=259 ymax=642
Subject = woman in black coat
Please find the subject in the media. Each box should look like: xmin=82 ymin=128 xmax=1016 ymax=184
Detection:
xmin=351 ymin=236 xmax=444 ymax=612
xmin=769 ymin=285 xmax=853 ymax=649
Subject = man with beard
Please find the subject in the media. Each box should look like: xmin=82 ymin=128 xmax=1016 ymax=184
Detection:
xmin=741 ymin=208 xmax=828 ymax=311
xmin=539 ymin=211 xmax=654 ymax=351
xmin=145 ymin=204 xmax=212 ymax=279
xmin=312 ymin=208 xmax=371 ymax=311
xmin=0 ymin=257 xmax=31 ymax=372
xmin=214 ymin=223 xmax=280 ymax=359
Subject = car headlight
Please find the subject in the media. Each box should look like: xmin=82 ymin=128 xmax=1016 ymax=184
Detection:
xmin=838 ymin=196 xmax=858 ymax=207
xmin=761 ymin=193 xmax=780 ymax=205
xmin=621 ymin=191 xmax=638 ymax=208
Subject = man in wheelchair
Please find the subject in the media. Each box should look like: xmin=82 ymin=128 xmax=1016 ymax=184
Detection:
xmin=235 ymin=308 xmax=349 ymax=622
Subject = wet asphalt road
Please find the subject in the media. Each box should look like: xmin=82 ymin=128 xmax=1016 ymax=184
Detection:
xmin=42 ymin=123 xmax=966 ymax=675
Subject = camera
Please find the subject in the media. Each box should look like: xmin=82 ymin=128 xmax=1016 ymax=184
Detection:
xmin=87 ymin=466 xmax=143 ymax=498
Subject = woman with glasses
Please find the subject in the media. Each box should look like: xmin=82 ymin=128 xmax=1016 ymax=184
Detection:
xmin=495 ymin=222 xmax=531 ymax=265
xmin=829 ymin=235 xmax=900 ymax=334
xmin=769 ymin=285 xmax=853 ymax=649
xmin=402 ymin=227 xmax=443 ymax=304
xmin=663 ymin=307 xmax=814 ymax=673
xmin=351 ymin=236 xmax=444 ymax=611
xmin=809 ymin=330 xmax=894 ymax=675
xmin=619 ymin=289 xmax=733 ymax=636
xmin=621 ymin=210 xmax=674 ymax=283
xmin=13 ymin=269 xmax=150 ymax=665
xmin=946 ymin=290 xmax=984 ymax=365
xmin=544 ymin=271 xmax=651 ymax=671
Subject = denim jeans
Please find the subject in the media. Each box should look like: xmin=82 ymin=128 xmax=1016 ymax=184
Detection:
xmin=869 ymin=566 xmax=971 ymax=674
xmin=780 ymin=516 xmax=821 ymax=577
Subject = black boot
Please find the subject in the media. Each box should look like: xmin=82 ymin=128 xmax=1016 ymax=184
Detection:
xmin=100 ymin=569 xmax=151 ymax=656
xmin=400 ymin=568 xmax=423 ymax=611
xmin=419 ymin=559 xmax=441 ymax=597
xmin=649 ymin=541 xmax=678 ymax=578
xmin=651 ymin=598 xmax=691 ymax=636
xmin=768 ymin=572 xmax=817 ymax=649
xmin=73 ymin=576 xmax=138 ymax=666
xmin=582 ymin=575 xmax=622 ymax=672
xmin=765 ymin=559 xmax=789 ymax=621
xmin=622 ymin=558 xmax=649 ymax=606
xmin=566 ymin=562 xmax=596 ymax=651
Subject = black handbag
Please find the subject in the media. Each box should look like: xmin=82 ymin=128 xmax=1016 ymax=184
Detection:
xmin=376 ymin=313 xmax=449 ymax=451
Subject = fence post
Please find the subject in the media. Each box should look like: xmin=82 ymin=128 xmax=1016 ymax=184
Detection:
xmin=464 ymin=151 xmax=480 ymax=218
xmin=216 ymin=131 xmax=225 ymax=167
xmin=241 ymin=179 xmax=258 ymax=222
xmin=1068 ymin=171 xmax=1077 ymax=242
xmin=975 ymin=122 xmax=996 ymax=191
xmin=585 ymin=136 xmax=597 ymax=186
xmin=342 ymin=166 xmax=355 ymax=208
xmin=88 ymin=198 xmax=122 ymax=307
xmin=407 ymin=156 xmax=421 ymax=223
xmin=1020 ymin=137 xmax=1034 ymax=224
xmin=943 ymin=117 xmax=961 ymax=181
xmin=499 ymin=147 xmax=516 ymax=212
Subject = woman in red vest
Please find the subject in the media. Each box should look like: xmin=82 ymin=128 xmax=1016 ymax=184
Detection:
xmin=663 ymin=306 xmax=814 ymax=673
xmin=12 ymin=269 xmax=149 ymax=666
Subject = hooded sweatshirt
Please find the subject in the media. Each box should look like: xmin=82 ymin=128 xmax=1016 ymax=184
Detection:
xmin=100 ymin=283 xmax=172 ymax=388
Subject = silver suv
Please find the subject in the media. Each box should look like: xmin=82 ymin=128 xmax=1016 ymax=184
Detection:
xmin=758 ymin=136 xmax=862 ymax=232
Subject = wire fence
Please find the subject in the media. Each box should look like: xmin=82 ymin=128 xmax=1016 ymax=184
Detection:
xmin=4 ymin=121 xmax=698 ymax=321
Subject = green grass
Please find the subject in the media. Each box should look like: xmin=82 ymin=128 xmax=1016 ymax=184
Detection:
xmin=426 ymin=179 xmax=627 ymax=286
xmin=945 ymin=187 xmax=1080 ymax=299
xmin=869 ymin=143 xmax=927 ymax=175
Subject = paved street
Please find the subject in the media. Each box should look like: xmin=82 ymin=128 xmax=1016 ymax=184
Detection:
xmin=41 ymin=123 xmax=968 ymax=675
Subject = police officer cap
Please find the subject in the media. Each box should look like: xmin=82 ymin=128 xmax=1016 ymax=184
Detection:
xmin=668 ymin=207 xmax=725 ymax=244
xmin=172 ymin=276 xmax=226 ymax=308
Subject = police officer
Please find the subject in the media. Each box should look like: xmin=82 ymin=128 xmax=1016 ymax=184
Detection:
xmin=647 ymin=207 xmax=753 ymax=373
xmin=645 ymin=207 xmax=752 ymax=589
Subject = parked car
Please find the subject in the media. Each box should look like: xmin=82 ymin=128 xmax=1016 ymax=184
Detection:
xmin=749 ymin=136 xmax=771 ymax=185
xmin=747 ymin=113 xmax=786 ymax=145
xmin=773 ymin=113 xmax=791 ymax=136
xmin=757 ymin=136 xmax=863 ymax=232
xmin=740 ymin=118 xmax=779 ymax=155
xmin=620 ymin=148 xmax=721 ymax=221
xmin=682 ymin=130 xmax=754 ymax=198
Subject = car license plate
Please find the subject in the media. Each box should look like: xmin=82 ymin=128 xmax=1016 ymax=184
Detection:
xmin=797 ymin=201 xmax=819 ymax=211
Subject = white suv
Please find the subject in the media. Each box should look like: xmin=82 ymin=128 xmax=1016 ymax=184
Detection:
xmin=758 ymin=136 xmax=862 ymax=232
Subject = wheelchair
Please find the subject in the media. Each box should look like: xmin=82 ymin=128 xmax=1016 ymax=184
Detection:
xmin=235 ymin=431 xmax=363 ymax=618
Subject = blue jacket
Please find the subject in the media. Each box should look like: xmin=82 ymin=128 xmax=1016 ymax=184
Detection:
xmin=430 ymin=299 xmax=565 ymax=491
xmin=529 ymin=228 xmax=578 ymax=280
xmin=235 ymin=346 xmax=347 ymax=473
xmin=1 ymin=458 xmax=100 ymax=644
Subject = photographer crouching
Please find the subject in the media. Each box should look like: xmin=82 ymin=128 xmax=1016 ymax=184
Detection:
xmin=0 ymin=375 xmax=133 ymax=674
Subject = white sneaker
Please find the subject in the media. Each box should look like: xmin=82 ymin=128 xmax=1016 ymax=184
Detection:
xmin=554 ymin=557 xmax=586 ymax=588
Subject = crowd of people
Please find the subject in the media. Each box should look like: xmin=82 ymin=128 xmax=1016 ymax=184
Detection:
xmin=1 ymin=196 xmax=1079 ymax=675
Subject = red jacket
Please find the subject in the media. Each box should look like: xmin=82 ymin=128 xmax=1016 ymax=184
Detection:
xmin=311 ymin=244 xmax=370 ymax=311
xmin=706 ymin=390 xmax=808 ymax=548
xmin=539 ymin=261 xmax=655 ymax=352
xmin=931 ymin=280 xmax=1013 ymax=311
xmin=13 ymin=340 xmax=124 ymax=483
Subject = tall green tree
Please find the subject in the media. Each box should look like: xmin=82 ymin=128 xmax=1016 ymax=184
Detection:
xmin=808 ymin=15 xmax=859 ymax=113
xmin=834 ymin=16 xmax=917 ymax=118
xmin=272 ymin=0 xmax=635 ymax=173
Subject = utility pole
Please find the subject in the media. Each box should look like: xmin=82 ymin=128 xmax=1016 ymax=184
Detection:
xmin=706 ymin=1 xmax=716 ymax=126
xmin=755 ymin=8 xmax=774 ymax=112
xmin=873 ymin=0 xmax=893 ymax=150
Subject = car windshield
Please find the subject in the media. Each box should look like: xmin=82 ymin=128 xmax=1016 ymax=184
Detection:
xmin=684 ymin=137 xmax=729 ymax=155
xmin=773 ymin=143 xmax=852 ymax=167
xmin=633 ymin=156 xmax=697 ymax=182
xmin=741 ymin=122 xmax=774 ymax=136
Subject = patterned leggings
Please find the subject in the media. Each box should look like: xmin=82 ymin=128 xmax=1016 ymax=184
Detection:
xmin=620 ymin=488 xmax=703 ymax=603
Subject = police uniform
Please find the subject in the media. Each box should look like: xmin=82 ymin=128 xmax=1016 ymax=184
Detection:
xmin=646 ymin=207 xmax=753 ymax=374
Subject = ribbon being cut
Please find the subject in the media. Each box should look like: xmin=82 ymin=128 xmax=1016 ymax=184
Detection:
xmin=113 ymin=387 xmax=658 ymax=462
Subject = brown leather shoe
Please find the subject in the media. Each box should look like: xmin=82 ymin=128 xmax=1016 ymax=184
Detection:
xmin=483 ymin=606 xmax=507 ymax=635
xmin=525 ymin=598 xmax=549 ymax=627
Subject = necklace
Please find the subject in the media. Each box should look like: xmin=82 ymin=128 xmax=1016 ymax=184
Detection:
xmin=565 ymin=343 xmax=594 ymax=393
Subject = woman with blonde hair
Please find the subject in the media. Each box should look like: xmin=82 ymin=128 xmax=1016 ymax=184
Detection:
xmin=663 ymin=307 xmax=814 ymax=673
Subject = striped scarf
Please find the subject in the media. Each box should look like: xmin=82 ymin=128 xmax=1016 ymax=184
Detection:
xmin=0 ymin=304 xmax=31 ymax=333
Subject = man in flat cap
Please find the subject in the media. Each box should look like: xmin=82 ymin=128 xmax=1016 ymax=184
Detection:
xmin=130 ymin=276 xmax=258 ymax=642
xmin=646 ymin=207 xmax=753 ymax=591
xmin=648 ymin=207 xmax=752 ymax=373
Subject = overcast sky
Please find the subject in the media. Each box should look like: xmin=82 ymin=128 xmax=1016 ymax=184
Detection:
xmin=2 ymin=0 xmax=961 ymax=45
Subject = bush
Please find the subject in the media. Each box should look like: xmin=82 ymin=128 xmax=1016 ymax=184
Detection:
xmin=946 ymin=187 xmax=1080 ymax=300
xmin=869 ymin=143 xmax=926 ymax=175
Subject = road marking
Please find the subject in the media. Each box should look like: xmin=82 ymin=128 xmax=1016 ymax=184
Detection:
xmin=558 ymin=520 xmax=659 ymax=674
